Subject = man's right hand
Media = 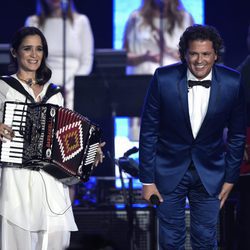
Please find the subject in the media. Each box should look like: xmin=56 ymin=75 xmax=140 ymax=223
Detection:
xmin=142 ymin=183 xmax=163 ymax=204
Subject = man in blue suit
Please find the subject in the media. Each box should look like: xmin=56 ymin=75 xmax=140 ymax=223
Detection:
xmin=139 ymin=24 xmax=246 ymax=249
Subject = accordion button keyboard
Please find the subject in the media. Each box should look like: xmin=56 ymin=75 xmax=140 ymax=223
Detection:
xmin=0 ymin=102 xmax=26 ymax=163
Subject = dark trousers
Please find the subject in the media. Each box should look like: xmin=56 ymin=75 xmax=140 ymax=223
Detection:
xmin=157 ymin=167 xmax=220 ymax=250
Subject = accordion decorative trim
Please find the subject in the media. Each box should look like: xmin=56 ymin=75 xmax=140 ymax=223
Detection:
xmin=56 ymin=121 xmax=83 ymax=162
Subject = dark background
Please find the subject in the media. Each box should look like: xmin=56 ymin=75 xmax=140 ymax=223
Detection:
xmin=0 ymin=0 xmax=250 ymax=68
xmin=0 ymin=0 xmax=113 ymax=48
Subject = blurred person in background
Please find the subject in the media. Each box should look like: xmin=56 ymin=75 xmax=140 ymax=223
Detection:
xmin=123 ymin=0 xmax=194 ymax=75
xmin=25 ymin=0 xmax=94 ymax=110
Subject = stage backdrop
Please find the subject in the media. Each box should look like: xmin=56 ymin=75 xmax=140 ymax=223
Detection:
xmin=0 ymin=0 xmax=250 ymax=67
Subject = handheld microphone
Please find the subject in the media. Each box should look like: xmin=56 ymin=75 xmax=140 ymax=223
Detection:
xmin=150 ymin=194 xmax=161 ymax=206
xmin=123 ymin=146 xmax=139 ymax=158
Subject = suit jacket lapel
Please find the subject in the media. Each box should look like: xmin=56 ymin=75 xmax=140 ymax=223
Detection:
xmin=178 ymin=77 xmax=193 ymax=137
xmin=196 ymin=72 xmax=220 ymax=139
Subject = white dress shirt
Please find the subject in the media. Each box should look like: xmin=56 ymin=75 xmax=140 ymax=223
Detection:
xmin=187 ymin=69 xmax=212 ymax=138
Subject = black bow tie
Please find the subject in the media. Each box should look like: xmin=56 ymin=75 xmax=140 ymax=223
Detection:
xmin=188 ymin=80 xmax=211 ymax=88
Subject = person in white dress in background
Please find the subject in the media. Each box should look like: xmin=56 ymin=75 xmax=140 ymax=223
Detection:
xmin=123 ymin=0 xmax=194 ymax=75
xmin=123 ymin=0 xmax=194 ymax=141
xmin=25 ymin=0 xmax=94 ymax=110
xmin=0 ymin=26 xmax=104 ymax=250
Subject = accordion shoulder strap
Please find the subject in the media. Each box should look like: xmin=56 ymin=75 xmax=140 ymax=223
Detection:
xmin=0 ymin=76 xmax=62 ymax=104
xmin=41 ymin=83 xmax=62 ymax=104
xmin=0 ymin=76 xmax=35 ymax=103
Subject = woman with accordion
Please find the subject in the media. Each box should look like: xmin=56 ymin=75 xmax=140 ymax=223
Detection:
xmin=0 ymin=26 xmax=104 ymax=250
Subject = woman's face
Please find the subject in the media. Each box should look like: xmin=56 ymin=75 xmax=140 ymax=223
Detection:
xmin=13 ymin=35 xmax=44 ymax=73
xmin=45 ymin=0 xmax=61 ymax=11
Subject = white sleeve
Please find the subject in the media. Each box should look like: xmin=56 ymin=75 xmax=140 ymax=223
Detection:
xmin=123 ymin=11 xmax=138 ymax=52
xmin=47 ymin=92 xmax=64 ymax=107
xmin=183 ymin=11 xmax=194 ymax=26
xmin=75 ymin=14 xmax=94 ymax=75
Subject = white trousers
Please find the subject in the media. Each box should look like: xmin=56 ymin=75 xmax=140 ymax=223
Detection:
xmin=0 ymin=216 xmax=70 ymax=250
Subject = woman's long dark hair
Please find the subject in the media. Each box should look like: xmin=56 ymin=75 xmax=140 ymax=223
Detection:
xmin=36 ymin=0 xmax=76 ymax=26
xmin=9 ymin=26 xmax=52 ymax=85
xmin=140 ymin=0 xmax=187 ymax=35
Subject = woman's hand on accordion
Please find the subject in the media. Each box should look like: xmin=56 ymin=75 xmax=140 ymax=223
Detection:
xmin=0 ymin=123 xmax=15 ymax=142
xmin=94 ymin=142 xmax=106 ymax=167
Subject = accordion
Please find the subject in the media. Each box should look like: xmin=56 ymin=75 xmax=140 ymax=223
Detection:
xmin=0 ymin=101 xmax=101 ymax=183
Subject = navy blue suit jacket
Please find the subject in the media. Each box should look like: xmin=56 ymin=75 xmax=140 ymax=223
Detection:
xmin=139 ymin=63 xmax=246 ymax=196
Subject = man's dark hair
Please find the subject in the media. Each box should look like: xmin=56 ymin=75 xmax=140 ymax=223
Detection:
xmin=179 ymin=24 xmax=224 ymax=63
